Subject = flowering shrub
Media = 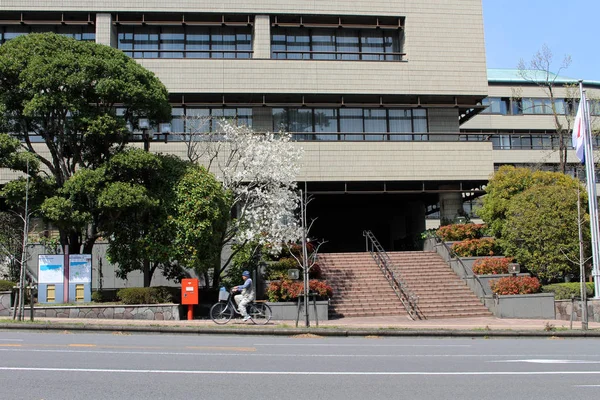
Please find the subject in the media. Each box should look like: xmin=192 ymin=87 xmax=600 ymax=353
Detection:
xmin=451 ymin=238 xmax=499 ymax=257
xmin=490 ymin=276 xmax=541 ymax=295
xmin=472 ymin=257 xmax=512 ymax=275
xmin=266 ymin=278 xmax=333 ymax=302
xmin=436 ymin=223 xmax=486 ymax=241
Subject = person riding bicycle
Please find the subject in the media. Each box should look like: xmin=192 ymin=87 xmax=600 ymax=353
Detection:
xmin=232 ymin=270 xmax=255 ymax=321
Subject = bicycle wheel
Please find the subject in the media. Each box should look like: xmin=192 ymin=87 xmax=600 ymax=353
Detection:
xmin=249 ymin=303 xmax=272 ymax=325
xmin=210 ymin=302 xmax=233 ymax=324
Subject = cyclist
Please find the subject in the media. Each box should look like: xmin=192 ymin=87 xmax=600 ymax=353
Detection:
xmin=232 ymin=270 xmax=254 ymax=321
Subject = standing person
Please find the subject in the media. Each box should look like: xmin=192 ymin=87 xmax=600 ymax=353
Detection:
xmin=233 ymin=270 xmax=254 ymax=321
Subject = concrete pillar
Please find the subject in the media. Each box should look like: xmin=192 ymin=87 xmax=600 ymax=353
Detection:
xmin=253 ymin=15 xmax=271 ymax=59
xmin=439 ymin=185 xmax=464 ymax=224
xmin=96 ymin=13 xmax=117 ymax=48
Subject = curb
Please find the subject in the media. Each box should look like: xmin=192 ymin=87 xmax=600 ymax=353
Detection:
xmin=2 ymin=322 xmax=600 ymax=338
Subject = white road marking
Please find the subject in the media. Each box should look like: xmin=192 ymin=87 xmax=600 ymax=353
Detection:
xmin=576 ymin=385 xmax=600 ymax=387
xmin=2 ymin=367 xmax=600 ymax=376
xmin=495 ymin=359 xmax=600 ymax=364
xmin=256 ymin=343 xmax=472 ymax=347
xmin=1 ymin=348 xmax=599 ymax=359
xmin=0 ymin=339 xmax=24 ymax=341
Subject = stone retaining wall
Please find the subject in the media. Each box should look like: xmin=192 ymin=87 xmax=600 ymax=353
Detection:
xmin=0 ymin=295 xmax=182 ymax=320
xmin=555 ymin=299 xmax=600 ymax=323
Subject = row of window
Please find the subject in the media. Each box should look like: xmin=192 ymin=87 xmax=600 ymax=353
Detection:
xmin=0 ymin=25 xmax=403 ymax=61
xmin=273 ymin=108 xmax=427 ymax=140
xmin=482 ymin=97 xmax=600 ymax=116
xmin=156 ymin=107 xmax=428 ymax=141
xmin=0 ymin=26 xmax=95 ymax=43
xmin=117 ymin=26 xmax=252 ymax=59
xmin=271 ymin=28 xmax=402 ymax=61
xmin=460 ymin=132 xmax=600 ymax=150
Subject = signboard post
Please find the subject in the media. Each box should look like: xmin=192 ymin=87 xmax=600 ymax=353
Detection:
xmin=38 ymin=255 xmax=65 ymax=303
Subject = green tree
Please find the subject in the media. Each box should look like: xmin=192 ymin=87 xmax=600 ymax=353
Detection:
xmin=172 ymin=165 xmax=230 ymax=286
xmin=100 ymin=151 xmax=190 ymax=287
xmin=501 ymin=184 xmax=587 ymax=283
xmin=478 ymin=165 xmax=579 ymax=238
xmin=0 ymin=33 xmax=170 ymax=254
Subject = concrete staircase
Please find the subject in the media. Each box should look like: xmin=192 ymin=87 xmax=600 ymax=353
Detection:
xmin=319 ymin=251 xmax=491 ymax=319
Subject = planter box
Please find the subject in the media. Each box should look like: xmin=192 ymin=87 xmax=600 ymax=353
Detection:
xmin=484 ymin=293 xmax=555 ymax=319
xmin=476 ymin=273 xmax=530 ymax=296
xmin=267 ymin=301 xmax=329 ymax=321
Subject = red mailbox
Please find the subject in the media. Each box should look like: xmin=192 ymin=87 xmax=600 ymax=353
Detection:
xmin=181 ymin=278 xmax=199 ymax=320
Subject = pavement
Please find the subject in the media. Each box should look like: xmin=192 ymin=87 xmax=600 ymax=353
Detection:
xmin=2 ymin=315 xmax=600 ymax=337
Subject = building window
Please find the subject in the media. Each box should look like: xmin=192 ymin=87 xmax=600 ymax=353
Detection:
xmin=117 ymin=26 xmax=252 ymax=58
xmin=481 ymin=97 xmax=510 ymax=114
xmin=521 ymin=98 xmax=566 ymax=115
xmin=0 ymin=25 xmax=95 ymax=44
xmin=271 ymin=27 xmax=403 ymax=61
xmin=116 ymin=106 xmax=252 ymax=140
xmin=273 ymin=108 xmax=427 ymax=140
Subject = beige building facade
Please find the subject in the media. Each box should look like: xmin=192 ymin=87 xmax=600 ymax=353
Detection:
xmin=1 ymin=1 xmax=493 ymax=251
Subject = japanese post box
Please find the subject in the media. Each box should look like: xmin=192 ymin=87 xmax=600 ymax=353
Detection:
xmin=181 ymin=278 xmax=199 ymax=305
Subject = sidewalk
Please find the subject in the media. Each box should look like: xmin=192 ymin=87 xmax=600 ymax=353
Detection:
xmin=2 ymin=315 xmax=600 ymax=337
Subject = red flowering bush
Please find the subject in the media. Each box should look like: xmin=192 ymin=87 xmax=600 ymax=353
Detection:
xmin=266 ymin=278 xmax=333 ymax=302
xmin=490 ymin=276 xmax=541 ymax=295
xmin=472 ymin=257 xmax=512 ymax=275
xmin=452 ymin=238 xmax=499 ymax=257
xmin=436 ymin=223 xmax=486 ymax=241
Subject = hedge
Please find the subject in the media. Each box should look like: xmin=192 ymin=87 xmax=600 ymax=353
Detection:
xmin=0 ymin=280 xmax=16 ymax=292
xmin=490 ymin=276 xmax=541 ymax=295
xmin=542 ymin=282 xmax=595 ymax=300
xmin=452 ymin=238 xmax=500 ymax=257
xmin=116 ymin=286 xmax=180 ymax=305
xmin=472 ymin=257 xmax=511 ymax=275
xmin=436 ymin=223 xmax=486 ymax=241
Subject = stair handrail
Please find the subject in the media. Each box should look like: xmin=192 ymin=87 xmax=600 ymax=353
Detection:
xmin=430 ymin=232 xmax=487 ymax=298
xmin=363 ymin=230 xmax=420 ymax=320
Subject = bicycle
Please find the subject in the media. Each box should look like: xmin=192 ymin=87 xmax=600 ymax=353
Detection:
xmin=210 ymin=291 xmax=272 ymax=325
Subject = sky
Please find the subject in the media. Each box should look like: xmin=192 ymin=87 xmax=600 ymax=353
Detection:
xmin=483 ymin=0 xmax=600 ymax=81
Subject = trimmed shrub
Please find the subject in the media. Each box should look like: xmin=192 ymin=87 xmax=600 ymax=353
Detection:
xmin=452 ymin=238 xmax=499 ymax=257
xmin=436 ymin=223 xmax=486 ymax=241
xmin=266 ymin=278 xmax=332 ymax=302
xmin=541 ymin=282 xmax=595 ymax=300
xmin=490 ymin=276 xmax=541 ymax=295
xmin=0 ymin=280 xmax=16 ymax=292
xmin=472 ymin=257 xmax=512 ymax=275
xmin=117 ymin=286 xmax=178 ymax=305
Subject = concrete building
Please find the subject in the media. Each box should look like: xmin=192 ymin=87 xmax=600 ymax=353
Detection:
xmin=0 ymin=1 xmax=525 ymax=257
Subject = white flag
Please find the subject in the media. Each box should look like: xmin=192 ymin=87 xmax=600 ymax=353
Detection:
xmin=572 ymin=98 xmax=586 ymax=163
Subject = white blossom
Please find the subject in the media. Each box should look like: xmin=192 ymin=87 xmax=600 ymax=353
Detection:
xmin=185 ymin=119 xmax=303 ymax=254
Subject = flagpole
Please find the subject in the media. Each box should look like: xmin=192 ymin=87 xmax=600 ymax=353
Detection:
xmin=579 ymin=81 xmax=600 ymax=299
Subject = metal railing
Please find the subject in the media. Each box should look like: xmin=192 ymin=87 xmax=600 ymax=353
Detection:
xmin=430 ymin=232 xmax=487 ymax=299
xmin=363 ymin=230 xmax=420 ymax=320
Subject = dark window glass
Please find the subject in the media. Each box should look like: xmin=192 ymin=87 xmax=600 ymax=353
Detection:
xmin=273 ymin=107 xmax=427 ymax=141
xmin=1 ymin=25 xmax=95 ymax=44
xmin=314 ymin=109 xmax=338 ymax=140
xmin=363 ymin=109 xmax=386 ymax=140
xmin=271 ymin=27 xmax=402 ymax=61
xmin=117 ymin=26 xmax=252 ymax=59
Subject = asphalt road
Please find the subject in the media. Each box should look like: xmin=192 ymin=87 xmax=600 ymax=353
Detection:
xmin=1 ymin=331 xmax=600 ymax=400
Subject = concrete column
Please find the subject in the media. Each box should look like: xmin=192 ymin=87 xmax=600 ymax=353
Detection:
xmin=439 ymin=184 xmax=464 ymax=224
xmin=96 ymin=13 xmax=117 ymax=48
xmin=253 ymin=15 xmax=271 ymax=59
